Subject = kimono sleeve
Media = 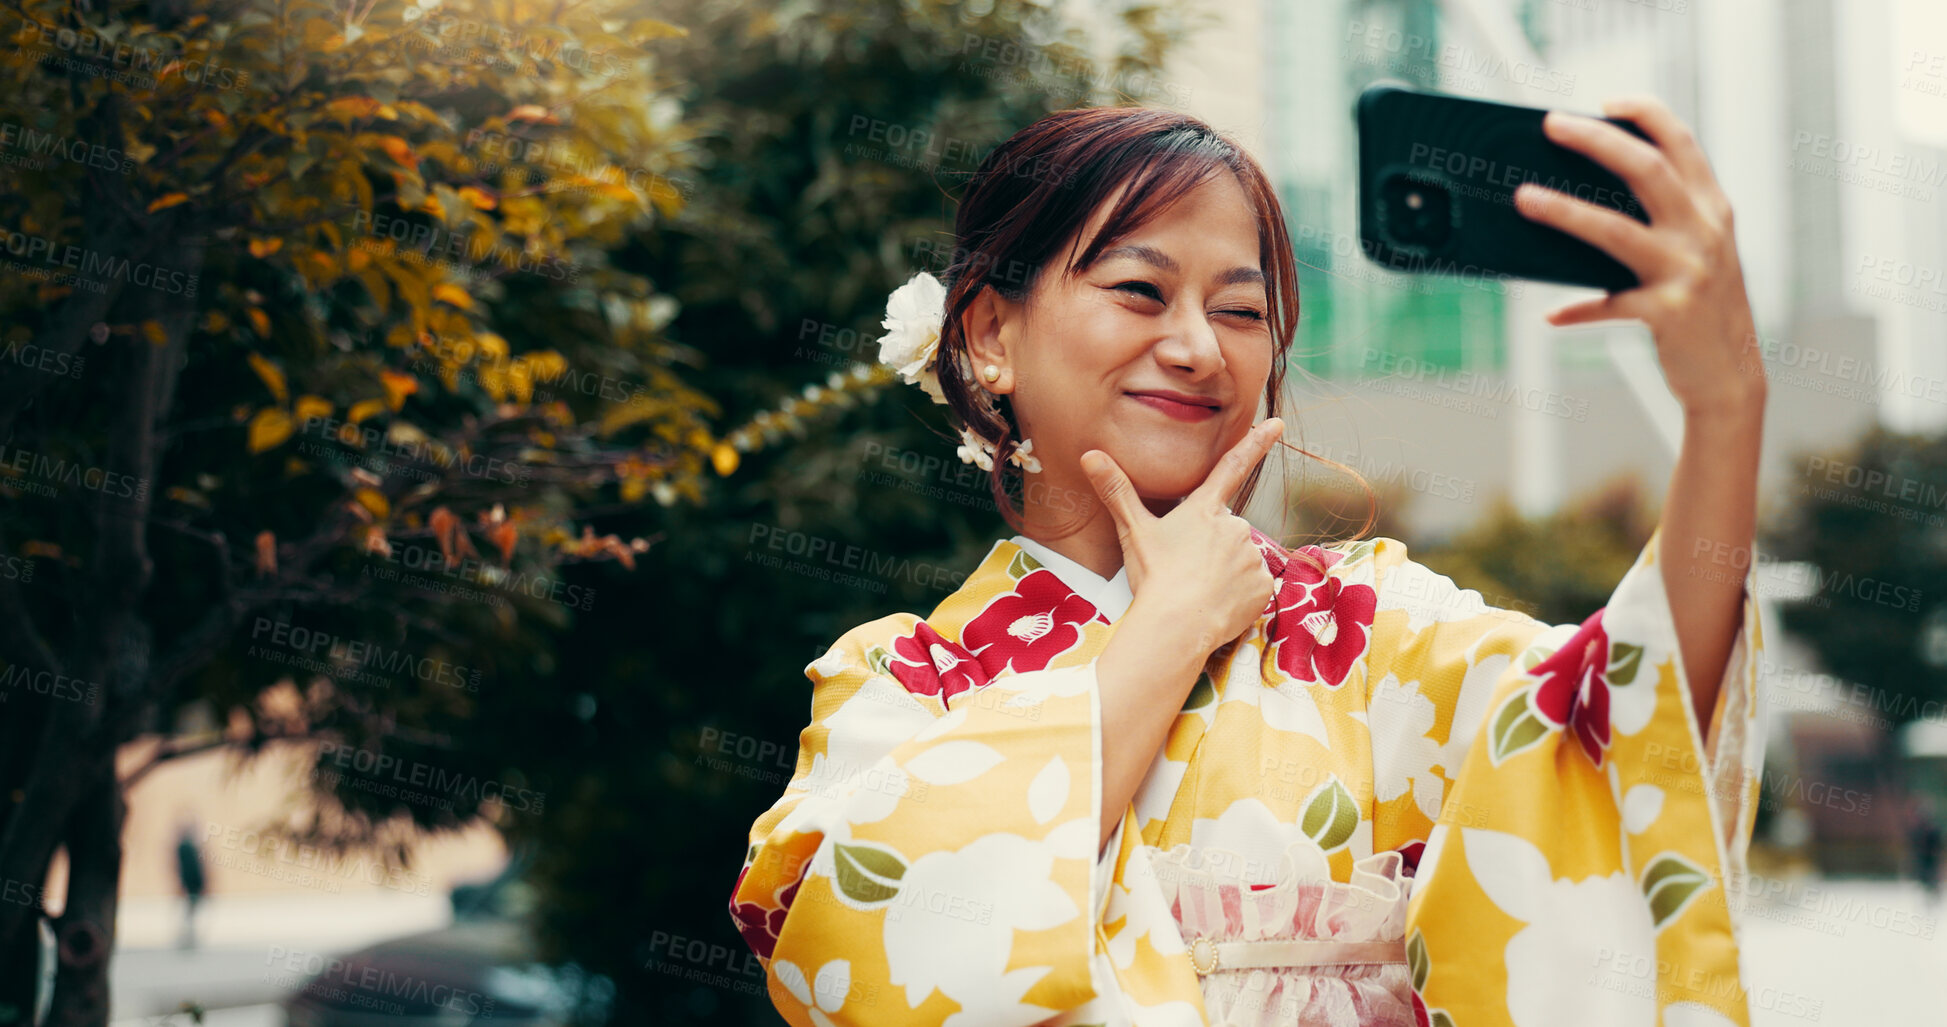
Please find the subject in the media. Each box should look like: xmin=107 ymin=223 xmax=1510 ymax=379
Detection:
xmin=1370 ymin=527 xmax=1768 ymax=1027
xmin=726 ymin=614 xmax=1118 ymax=1027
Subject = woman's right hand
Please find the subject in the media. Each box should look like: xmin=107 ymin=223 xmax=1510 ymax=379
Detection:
xmin=1081 ymin=418 xmax=1283 ymax=659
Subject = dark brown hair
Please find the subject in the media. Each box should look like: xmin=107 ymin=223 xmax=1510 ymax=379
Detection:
xmin=932 ymin=106 xmax=1372 ymax=554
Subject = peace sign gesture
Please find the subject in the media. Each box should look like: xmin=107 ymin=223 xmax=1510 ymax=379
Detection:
xmin=1081 ymin=418 xmax=1283 ymax=656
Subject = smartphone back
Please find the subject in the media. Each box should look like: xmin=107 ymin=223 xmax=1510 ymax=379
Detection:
xmin=1356 ymin=84 xmax=1652 ymax=292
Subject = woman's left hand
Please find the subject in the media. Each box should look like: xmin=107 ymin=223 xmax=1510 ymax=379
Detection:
xmin=1513 ymin=94 xmax=1767 ymax=418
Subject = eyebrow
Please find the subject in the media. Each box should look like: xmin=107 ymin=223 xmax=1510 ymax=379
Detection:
xmin=1097 ymin=244 xmax=1265 ymax=288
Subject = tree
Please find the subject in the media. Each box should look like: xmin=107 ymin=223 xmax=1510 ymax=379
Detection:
xmin=1765 ymin=428 xmax=1947 ymax=725
xmin=0 ymin=0 xmax=859 ymax=1020
xmin=428 ymin=1 xmax=1202 ymax=1022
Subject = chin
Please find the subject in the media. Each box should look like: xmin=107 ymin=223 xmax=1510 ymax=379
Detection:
xmin=1122 ymin=460 xmax=1214 ymax=501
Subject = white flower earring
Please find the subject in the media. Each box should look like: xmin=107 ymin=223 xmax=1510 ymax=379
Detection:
xmin=874 ymin=272 xmax=1039 ymax=473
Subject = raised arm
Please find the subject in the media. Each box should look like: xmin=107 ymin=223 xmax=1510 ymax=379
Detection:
xmin=1512 ymin=93 xmax=1768 ymax=728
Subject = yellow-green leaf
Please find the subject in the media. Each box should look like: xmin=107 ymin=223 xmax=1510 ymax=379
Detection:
xmin=1299 ymin=776 xmax=1358 ymax=852
xmin=832 ymin=843 xmax=906 ymax=905
xmin=353 ymin=488 xmax=390 ymax=519
xmin=1488 ymin=689 xmax=1552 ymax=766
xmin=431 ymin=282 xmax=473 ymax=310
xmin=347 ymin=398 xmax=386 ymax=424
xmin=1641 ymin=853 xmax=1711 ymax=929
xmin=293 ymin=395 xmax=332 ymax=424
xmin=246 ymin=353 xmax=288 ymax=403
xmin=247 ymin=408 xmax=294 ymax=453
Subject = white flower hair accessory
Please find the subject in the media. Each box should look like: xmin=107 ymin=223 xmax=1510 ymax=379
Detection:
xmin=876 ymin=271 xmax=949 ymax=405
xmin=955 ymin=428 xmax=1041 ymax=474
xmin=877 ymin=271 xmax=1040 ymax=472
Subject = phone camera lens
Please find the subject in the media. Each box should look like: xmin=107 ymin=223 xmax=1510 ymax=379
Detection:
xmin=1379 ymin=172 xmax=1453 ymax=252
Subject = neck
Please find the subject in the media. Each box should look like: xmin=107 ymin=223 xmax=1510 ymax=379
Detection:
xmin=1019 ymin=476 xmax=1175 ymax=580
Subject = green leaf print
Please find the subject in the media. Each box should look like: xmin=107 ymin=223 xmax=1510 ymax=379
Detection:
xmin=1407 ymin=929 xmax=1429 ymax=992
xmin=1487 ymin=689 xmax=1552 ymax=766
xmin=1300 ymin=777 xmax=1359 ymax=852
xmin=833 ymin=842 xmax=907 ymax=904
xmin=1640 ymin=852 xmax=1712 ymax=929
xmin=1006 ymin=549 xmax=1043 ymax=580
xmin=864 ymin=646 xmax=891 ymax=677
xmin=1515 ymin=645 xmax=1557 ymax=673
xmin=1181 ymin=672 xmax=1215 ymax=712
xmin=1607 ymin=641 xmax=1644 ymax=685
xmin=1430 ymin=1012 xmax=1457 ymax=1027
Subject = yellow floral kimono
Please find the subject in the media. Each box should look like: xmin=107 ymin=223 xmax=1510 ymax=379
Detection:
xmin=729 ymin=526 xmax=1765 ymax=1027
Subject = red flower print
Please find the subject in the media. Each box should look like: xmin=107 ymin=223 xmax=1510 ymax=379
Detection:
xmin=888 ymin=622 xmax=989 ymax=707
xmin=728 ymin=864 xmax=801 ymax=960
xmin=961 ymin=568 xmax=1102 ymax=675
xmin=1269 ymin=550 xmax=1377 ymax=688
xmin=1529 ymin=609 xmax=1612 ymax=766
xmin=1395 ymin=840 xmax=1426 ymax=877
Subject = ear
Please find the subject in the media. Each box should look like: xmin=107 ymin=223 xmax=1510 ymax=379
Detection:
xmin=959 ymin=286 xmax=1021 ymax=395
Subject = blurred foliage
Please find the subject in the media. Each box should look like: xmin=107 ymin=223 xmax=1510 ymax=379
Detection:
xmin=1413 ymin=477 xmax=1657 ymax=626
xmin=410 ymin=0 xmax=1206 ymax=1023
xmin=1765 ymin=428 xmax=1947 ymax=726
xmin=0 ymin=0 xmax=862 ymax=1018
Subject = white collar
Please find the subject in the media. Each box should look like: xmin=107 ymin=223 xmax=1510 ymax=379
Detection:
xmin=1008 ymin=535 xmax=1134 ymax=623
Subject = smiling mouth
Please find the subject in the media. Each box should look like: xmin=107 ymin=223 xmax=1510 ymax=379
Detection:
xmin=1126 ymin=391 xmax=1221 ymax=422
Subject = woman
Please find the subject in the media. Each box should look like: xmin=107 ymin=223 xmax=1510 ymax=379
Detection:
xmin=729 ymin=100 xmax=1767 ymax=1027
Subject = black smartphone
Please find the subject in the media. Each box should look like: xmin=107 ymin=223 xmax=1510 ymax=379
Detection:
xmin=1356 ymin=84 xmax=1654 ymax=292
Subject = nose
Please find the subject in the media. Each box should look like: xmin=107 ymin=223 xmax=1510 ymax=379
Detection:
xmin=1151 ymin=300 xmax=1225 ymax=380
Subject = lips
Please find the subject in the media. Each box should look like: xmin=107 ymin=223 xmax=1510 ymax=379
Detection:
xmin=1127 ymin=390 xmax=1221 ymax=422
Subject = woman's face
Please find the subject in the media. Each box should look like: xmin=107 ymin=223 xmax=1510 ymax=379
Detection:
xmin=974 ymin=171 xmax=1275 ymax=508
